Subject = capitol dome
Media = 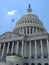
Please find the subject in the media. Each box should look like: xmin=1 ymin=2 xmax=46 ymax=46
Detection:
xmin=13 ymin=4 xmax=47 ymax=34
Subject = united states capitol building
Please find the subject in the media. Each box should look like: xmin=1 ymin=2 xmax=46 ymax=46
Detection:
xmin=0 ymin=4 xmax=49 ymax=65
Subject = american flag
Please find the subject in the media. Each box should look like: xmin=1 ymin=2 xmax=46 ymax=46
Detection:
xmin=12 ymin=19 xmax=15 ymax=22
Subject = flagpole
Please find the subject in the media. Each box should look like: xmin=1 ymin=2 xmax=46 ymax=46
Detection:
xmin=10 ymin=19 xmax=15 ymax=38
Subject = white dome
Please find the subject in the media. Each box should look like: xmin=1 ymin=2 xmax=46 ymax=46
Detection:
xmin=13 ymin=4 xmax=47 ymax=34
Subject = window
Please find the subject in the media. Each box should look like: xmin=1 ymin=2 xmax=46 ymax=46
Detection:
xmin=16 ymin=64 xmax=19 ymax=65
xmin=31 ymin=56 xmax=34 ymax=59
xmin=44 ymin=55 xmax=48 ymax=58
xmin=25 ymin=20 xmax=27 ymax=23
xmin=30 ymin=27 xmax=32 ymax=34
xmin=27 ymin=27 xmax=29 ymax=34
xmin=26 ymin=63 xmax=29 ymax=65
xmin=38 ymin=63 xmax=41 ymax=65
xmin=45 ymin=63 xmax=48 ymax=65
xmin=23 ymin=21 xmax=24 ymax=23
xmin=28 ymin=20 xmax=29 ymax=23
xmin=34 ymin=27 xmax=36 ymax=33
xmin=31 ymin=63 xmax=35 ymax=65
xmin=30 ymin=20 xmax=32 ymax=23
xmin=37 ymin=56 xmax=41 ymax=59
xmin=33 ymin=21 xmax=34 ymax=23
xmin=24 ymin=27 xmax=26 ymax=34
xmin=23 ymin=63 xmax=25 ymax=65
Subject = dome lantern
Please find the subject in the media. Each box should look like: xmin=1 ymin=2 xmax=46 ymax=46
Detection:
xmin=27 ymin=4 xmax=32 ymax=13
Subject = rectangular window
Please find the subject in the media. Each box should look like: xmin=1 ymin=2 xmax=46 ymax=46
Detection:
xmin=24 ymin=27 xmax=26 ymax=34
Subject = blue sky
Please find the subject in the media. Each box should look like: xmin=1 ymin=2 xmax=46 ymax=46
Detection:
xmin=0 ymin=0 xmax=49 ymax=35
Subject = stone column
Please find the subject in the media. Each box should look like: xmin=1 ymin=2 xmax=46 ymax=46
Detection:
xmin=21 ymin=40 xmax=24 ymax=56
xmin=29 ymin=41 xmax=31 ymax=58
xmin=1 ymin=43 xmax=5 ymax=58
xmin=40 ymin=40 xmax=43 ymax=58
xmin=32 ymin=27 xmax=34 ymax=33
xmin=0 ymin=44 xmax=1 ymax=56
xmin=26 ymin=27 xmax=27 ymax=34
xmin=7 ymin=42 xmax=10 ymax=54
xmin=47 ymin=39 xmax=49 ymax=58
xmin=24 ymin=41 xmax=26 ymax=57
xmin=16 ymin=41 xmax=19 ymax=54
xmin=23 ymin=28 xmax=24 ymax=34
xmin=36 ymin=28 xmax=37 ymax=33
xmin=11 ymin=41 xmax=14 ymax=54
xmin=19 ymin=29 xmax=20 ymax=33
xmin=35 ymin=40 xmax=37 ymax=59
xmin=0 ymin=44 xmax=1 ymax=49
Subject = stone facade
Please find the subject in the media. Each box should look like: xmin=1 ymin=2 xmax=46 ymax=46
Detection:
xmin=0 ymin=4 xmax=49 ymax=65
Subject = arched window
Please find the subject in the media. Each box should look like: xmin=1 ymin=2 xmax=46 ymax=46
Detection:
xmin=38 ymin=63 xmax=41 ymax=65
xmin=31 ymin=63 xmax=35 ymax=65
xmin=45 ymin=63 xmax=48 ymax=65
xmin=26 ymin=63 xmax=29 ymax=65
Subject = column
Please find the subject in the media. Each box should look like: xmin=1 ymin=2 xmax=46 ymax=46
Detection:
xmin=40 ymin=40 xmax=43 ymax=58
xmin=21 ymin=40 xmax=24 ymax=56
xmin=11 ymin=41 xmax=14 ymax=54
xmin=23 ymin=28 xmax=24 ymax=34
xmin=36 ymin=28 xmax=37 ymax=33
xmin=19 ymin=29 xmax=20 ymax=33
xmin=16 ymin=41 xmax=19 ymax=54
xmin=0 ymin=44 xmax=1 ymax=57
xmin=0 ymin=44 xmax=1 ymax=49
xmin=7 ymin=42 xmax=10 ymax=54
xmin=35 ymin=40 xmax=37 ymax=59
xmin=26 ymin=27 xmax=27 ymax=34
xmin=29 ymin=41 xmax=31 ymax=58
xmin=1 ymin=43 xmax=5 ymax=58
xmin=24 ymin=41 xmax=26 ymax=57
xmin=47 ymin=39 xmax=49 ymax=58
xmin=32 ymin=27 xmax=34 ymax=33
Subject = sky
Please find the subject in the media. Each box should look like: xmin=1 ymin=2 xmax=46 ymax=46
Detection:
xmin=0 ymin=0 xmax=49 ymax=35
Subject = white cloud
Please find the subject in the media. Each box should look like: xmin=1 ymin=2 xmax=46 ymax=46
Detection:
xmin=7 ymin=10 xmax=17 ymax=16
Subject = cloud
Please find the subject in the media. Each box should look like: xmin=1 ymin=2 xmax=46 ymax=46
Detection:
xmin=7 ymin=10 xmax=17 ymax=16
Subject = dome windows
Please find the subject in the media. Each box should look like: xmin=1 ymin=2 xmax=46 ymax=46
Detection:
xmin=17 ymin=20 xmax=40 ymax=24
xmin=30 ymin=20 xmax=32 ymax=23
xmin=24 ymin=27 xmax=26 ymax=34
xmin=27 ymin=27 xmax=29 ymax=34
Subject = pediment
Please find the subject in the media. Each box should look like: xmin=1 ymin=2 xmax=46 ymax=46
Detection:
xmin=0 ymin=32 xmax=19 ymax=39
